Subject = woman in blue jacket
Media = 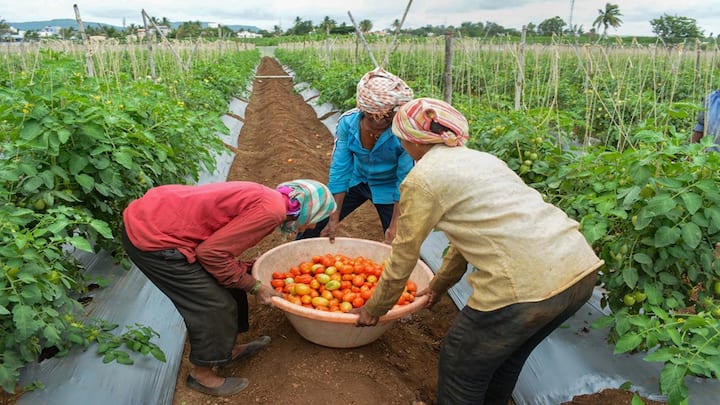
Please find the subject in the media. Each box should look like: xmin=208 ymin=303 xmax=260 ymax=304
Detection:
xmin=297 ymin=67 xmax=414 ymax=244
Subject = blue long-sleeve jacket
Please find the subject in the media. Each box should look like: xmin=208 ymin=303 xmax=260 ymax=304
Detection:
xmin=327 ymin=109 xmax=414 ymax=204
xmin=694 ymin=89 xmax=720 ymax=151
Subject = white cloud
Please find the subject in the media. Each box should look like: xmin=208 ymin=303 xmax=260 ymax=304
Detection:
xmin=2 ymin=0 xmax=718 ymax=37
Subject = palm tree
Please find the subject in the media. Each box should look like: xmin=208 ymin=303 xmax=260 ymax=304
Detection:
xmin=592 ymin=3 xmax=622 ymax=40
xmin=359 ymin=19 xmax=372 ymax=34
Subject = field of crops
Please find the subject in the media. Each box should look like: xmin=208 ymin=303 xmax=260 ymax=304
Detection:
xmin=2 ymin=35 xmax=719 ymax=404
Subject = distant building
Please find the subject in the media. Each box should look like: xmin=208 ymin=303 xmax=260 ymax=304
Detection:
xmin=137 ymin=25 xmax=170 ymax=40
xmin=38 ymin=26 xmax=62 ymax=38
xmin=207 ymin=22 xmax=221 ymax=29
xmin=237 ymin=30 xmax=262 ymax=39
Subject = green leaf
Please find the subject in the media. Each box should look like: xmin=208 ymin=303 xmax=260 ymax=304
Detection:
xmin=680 ymin=222 xmax=702 ymax=249
xmin=90 ymin=220 xmax=113 ymax=239
xmin=614 ymin=332 xmax=643 ymax=354
xmin=22 ymin=176 xmax=44 ymax=193
xmin=57 ymin=128 xmax=72 ymax=144
xmin=654 ymin=226 xmax=681 ymax=248
xmin=623 ymin=266 xmax=639 ymax=289
xmin=20 ymin=120 xmax=43 ymax=140
xmin=631 ymin=395 xmax=645 ymax=405
xmin=68 ymin=155 xmax=89 ymax=175
xmin=645 ymin=195 xmax=677 ymax=215
xmin=81 ymin=123 xmax=105 ymax=140
xmin=659 ymin=363 xmax=689 ymax=405
xmin=150 ymin=347 xmax=167 ymax=362
xmin=680 ymin=192 xmax=702 ymax=215
xmin=0 ymin=304 xmax=10 ymax=315
xmin=75 ymin=173 xmax=95 ymax=192
xmin=633 ymin=253 xmax=653 ymax=265
xmin=47 ymin=217 xmax=71 ymax=235
xmin=113 ymin=149 xmax=134 ymax=169
xmin=43 ymin=325 xmax=61 ymax=345
xmin=68 ymin=236 xmax=93 ymax=252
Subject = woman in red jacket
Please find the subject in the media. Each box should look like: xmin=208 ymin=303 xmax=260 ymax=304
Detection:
xmin=121 ymin=179 xmax=335 ymax=396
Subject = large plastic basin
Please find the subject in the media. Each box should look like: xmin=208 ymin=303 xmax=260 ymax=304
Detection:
xmin=252 ymin=237 xmax=434 ymax=348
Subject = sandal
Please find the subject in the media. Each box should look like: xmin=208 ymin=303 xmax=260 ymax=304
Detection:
xmin=223 ymin=335 xmax=271 ymax=367
xmin=186 ymin=374 xmax=249 ymax=396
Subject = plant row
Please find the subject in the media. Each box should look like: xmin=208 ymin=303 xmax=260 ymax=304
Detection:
xmin=275 ymin=45 xmax=720 ymax=404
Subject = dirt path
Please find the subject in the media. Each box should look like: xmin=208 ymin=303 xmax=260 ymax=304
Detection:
xmin=166 ymin=56 xmax=664 ymax=405
xmin=170 ymin=56 xmax=456 ymax=405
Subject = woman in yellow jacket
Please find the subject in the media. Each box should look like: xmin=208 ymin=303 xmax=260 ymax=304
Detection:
xmin=355 ymin=98 xmax=604 ymax=405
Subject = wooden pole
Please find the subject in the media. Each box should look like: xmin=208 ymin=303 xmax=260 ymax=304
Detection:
xmin=515 ymin=26 xmax=526 ymax=111
xmin=347 ymin=11 xmax=378 ymax=68
xmin=141 ymin=10 xmax=188 ymax=71
xmin=73 ymin=4 xmax=95 ymax=77
xmin=384 ymin=0 xmax=413 ymax=66
xmin=442 ymin=31 xmax=453 ymax=104
xmin=141 ymin=10 xmax=156 ymax=82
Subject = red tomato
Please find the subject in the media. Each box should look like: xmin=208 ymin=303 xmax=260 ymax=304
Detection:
xmin=271 ymin=279 xmax=285 ymax=288
xmin=272 ymin=272 xmax=284 ymax=279
xmin=352 ymin=297 xmax=365 ymax=308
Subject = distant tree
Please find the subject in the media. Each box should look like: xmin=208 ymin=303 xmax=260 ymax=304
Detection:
xmin=593 ymin=3 xmax=623 ymax=40
xmin=0 ymin=18 xmax=12 ymax=38
xmin=537 ymin=16 xmax=566 ymax=36
xmin=359 ymin=19 xmax=372 ymax=34
xmin=391 ymin=19 xmax=400 ymax=32
xmin=272 ymin=25 xmax=282 ymax=36
xmin=174 ymin=21 xmax=202 ymax=39
xmin=287 ymin=17 xmax=313 ymax=35
xmin=650 ymin=14 xmax=704 ymax=44
xmin=319 ymin=16 xmax=336 ymax=35
xmin=59 ymin=26 xmax=76 ymax=39
xmin=525 ymin=22 xmax=536 ymax=35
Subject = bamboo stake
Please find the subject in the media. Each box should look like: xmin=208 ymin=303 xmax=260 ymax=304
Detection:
xmin=141 ymin=9 xmax=188 ymax=71
xmin=347 ymin=11 xmax=378 ymax=68
xmin=73 ymin=4 xmax=95 ymax=77
xmin=141 ymin=9 xmax=157 ymax=82
xmin=383 ymin=0 xmax=413 ymax=67
xmin=442 ymin=31 xmax=453 ymax=104
xmin=514 ymin=26 xmax=526 ymax=111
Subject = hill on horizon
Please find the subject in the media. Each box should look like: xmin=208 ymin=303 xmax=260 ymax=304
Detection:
xmin=6 ymin=19 xmax=261 ymax=32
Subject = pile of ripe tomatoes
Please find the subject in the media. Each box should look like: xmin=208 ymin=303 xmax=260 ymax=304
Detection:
xmin=270 ymin=253 xmax=417 ymax=312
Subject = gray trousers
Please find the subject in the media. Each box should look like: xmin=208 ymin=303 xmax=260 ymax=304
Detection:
xmin=121 ymin=226 xmax=249 ymax=367
xmin=437 ymin=271 xmax=597 ymax=405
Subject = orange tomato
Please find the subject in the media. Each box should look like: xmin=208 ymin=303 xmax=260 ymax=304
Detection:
xmin=406 ymin=281 xmax=417 ymax=293
xmin=272 ymin=272 xmax=284 ymax=279
xmin=360 ymin=289 xmax=372 ymax=300
xmin=270 ymin=279 xmax=285 ymax=289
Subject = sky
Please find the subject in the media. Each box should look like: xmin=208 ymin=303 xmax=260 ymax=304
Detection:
xmin=2 ymin=0 xmax=719 ymax=37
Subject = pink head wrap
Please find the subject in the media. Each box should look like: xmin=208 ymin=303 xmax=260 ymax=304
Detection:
xmin=356 ymin=67 xmax=414 ymax=116
xmin=392 ymin=98 xmax=469 ymax=146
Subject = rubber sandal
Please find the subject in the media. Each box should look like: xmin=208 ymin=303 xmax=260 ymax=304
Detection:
xmin=186 ymin=375 xmax=249 ymax=396
xmin=223 ymin=335 xmax=271 ymax=367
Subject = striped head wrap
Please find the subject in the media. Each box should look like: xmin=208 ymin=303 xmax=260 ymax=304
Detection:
xmin=356 ymin=67 xmax=414 ymax=117
xmin=392 ymin=98 xmax=469 ymax=146
xmin=276 ymin=179 xmax=336 ymax=233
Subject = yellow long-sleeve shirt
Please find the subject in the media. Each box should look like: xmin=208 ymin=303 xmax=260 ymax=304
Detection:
xmin=364 ymin=145 xmax=603 ymax=317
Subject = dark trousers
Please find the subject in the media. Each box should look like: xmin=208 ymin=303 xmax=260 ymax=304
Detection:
xmin=437 ymin=271 xmax=598 ymax=405
xmin=296 ymin=183 xmax=394 ymax=239
xmin=121 ymin=226 xmax=249 ymax=367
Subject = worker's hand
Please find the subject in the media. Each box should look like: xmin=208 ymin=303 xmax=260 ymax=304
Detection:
xmin=320 ymin=217 xmax=340 ymax=243
xmin=383 ymin=226 xmax=396 ymax=245
xmin=254 ymin=284 xmax=282 ymax=305
xmin=416 ymin=287 xmax=441 ymax=309
xmin=351 ymin=306 xmax=379 ymax=327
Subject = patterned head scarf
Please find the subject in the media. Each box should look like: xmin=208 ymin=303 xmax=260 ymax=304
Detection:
xmin=356 ymin=67 xmax=414 ymax=116
xmin=276 ymin=179 xmax=336 ymax=233
xmin=392 ymin=98 xmax=469 ymax=146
